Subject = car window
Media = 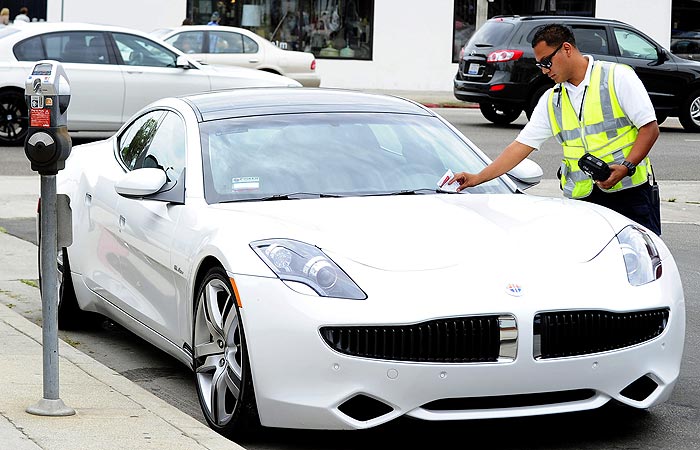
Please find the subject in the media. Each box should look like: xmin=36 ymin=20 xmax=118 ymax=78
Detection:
xmin=165 ymin=31 xmax=203 ymax=54
xmin=571 ymin=26 xmax=609 ymax=55
xmin=118 ymin=111 xmax=186 ymax=181
xmin=465 ymin=20 xmax=515 ymax=48
xmin=112 ymin=32 xmax=178 ymax=67
xmin=210 ymin=30 xmax=244 ymax=54
xmin=614 ymin=28 xmax=657 ymax=60
xmin=14 ymin=36 xmax=44 ymax=61
xmin=15 ymin=32 xmax=111 ymax=63
xmin=242 ymin=35 xmax=258 ymax=53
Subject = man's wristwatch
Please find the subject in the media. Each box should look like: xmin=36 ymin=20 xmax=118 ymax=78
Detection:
xmin=621 ymin=160 xmax=637 ymax=177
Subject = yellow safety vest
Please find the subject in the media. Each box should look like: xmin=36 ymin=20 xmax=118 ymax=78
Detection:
xmin=548 ymin=61 xmax=651 ymax=199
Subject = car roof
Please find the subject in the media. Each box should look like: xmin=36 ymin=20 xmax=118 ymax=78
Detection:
xmin=2 ymin=21 xmax=157 ymax=38
xmin=182 ymin=87 xmax=434 ymax=121
xmin=490 ymin=15 xmax=626 ymax=26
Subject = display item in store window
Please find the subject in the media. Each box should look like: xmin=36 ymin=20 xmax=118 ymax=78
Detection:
xmin=339 ymin=45 xmax=355 ymax=58
xmin=320 ymin=41 xmax=339 ymax=57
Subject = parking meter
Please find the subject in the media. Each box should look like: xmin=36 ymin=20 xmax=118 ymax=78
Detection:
xmin=24 ymin=60 xmax=75 ymax=417
xmin=24 ymin=60 xmax=71 ymax=175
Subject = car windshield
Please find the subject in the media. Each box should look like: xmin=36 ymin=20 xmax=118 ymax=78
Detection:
xmin=200 ymin=112 xmax=512 ymax=204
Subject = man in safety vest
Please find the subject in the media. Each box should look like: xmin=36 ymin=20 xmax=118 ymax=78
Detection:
xmin=449 ymin=23 xmax=661 ymax=235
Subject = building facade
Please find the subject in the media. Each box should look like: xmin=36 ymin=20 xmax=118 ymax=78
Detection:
xmin=38 ymin=0 xmax=685 ymax=92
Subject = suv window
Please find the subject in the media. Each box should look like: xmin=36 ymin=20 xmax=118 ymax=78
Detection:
xmin=614 ymin=27 xmax=657 ymax=60
xmin=525 ymin=25 xmax=609 ymax=55
xmin=466 ymin=20 xmax=515 ymax=47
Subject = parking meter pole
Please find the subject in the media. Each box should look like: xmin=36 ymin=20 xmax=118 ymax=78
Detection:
xmin=26 ymin=177 xmax=74 ymax=416
xmin=24 ymin=60 xmax=75 ymax=417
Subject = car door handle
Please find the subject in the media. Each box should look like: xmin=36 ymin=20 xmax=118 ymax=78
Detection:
xmin=119 ymin=215 xmax=126 ymax=232
xmin=248 ymin=59 xmax=259 ymax=63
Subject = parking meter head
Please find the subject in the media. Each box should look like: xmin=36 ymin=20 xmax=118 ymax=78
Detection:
xmin=24 ymin=60 xmax=72 ymax=175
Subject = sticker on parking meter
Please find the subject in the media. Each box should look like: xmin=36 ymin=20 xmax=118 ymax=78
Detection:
xmin=30 ymin=95 xmax=43 ymax=108
xmin=30 ymin=108 xmax=50 ymax=128
xmin=45 ymin=97 xmax=53 ymax=107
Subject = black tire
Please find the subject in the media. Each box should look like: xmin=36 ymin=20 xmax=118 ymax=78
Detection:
xmin=479 ymin=103 xmax=523 ymax=125
xmin=0 ymin=89 xmax=29 ymax=146
xmin=193 ymin=267 xmax=260 ymax=438
xmin=525 ymin=85 xmax=552 ymax=120
xmin=679 ymin=89 xmax=700 ymax=132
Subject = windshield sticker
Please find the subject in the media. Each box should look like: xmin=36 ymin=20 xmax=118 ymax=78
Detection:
xmin=232 ymin=177 xmax=260 ymax=191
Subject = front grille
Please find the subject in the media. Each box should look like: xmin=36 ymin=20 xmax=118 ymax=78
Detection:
xmin=534 ymin=308 xmax=669 ymax=359
xmin=320 ymin=315 xmax=516 ymax=363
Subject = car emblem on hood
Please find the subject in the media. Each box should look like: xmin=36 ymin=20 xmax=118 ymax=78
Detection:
xmin=506 ymin=283 xmax=523 ymax=297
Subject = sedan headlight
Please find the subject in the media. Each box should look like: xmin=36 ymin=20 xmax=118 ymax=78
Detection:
xmin=617 ymin=225 xmax=662 ymax=286
xmin=251 ymin=239 xmax=366 ymax=300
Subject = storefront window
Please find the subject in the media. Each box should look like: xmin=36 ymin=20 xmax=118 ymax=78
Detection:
xmin=188 ymin=1 xmax=374 ymax=60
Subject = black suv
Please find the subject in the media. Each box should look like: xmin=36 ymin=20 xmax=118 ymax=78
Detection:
xmin=454 ymin=15 xmax=700 ymax=132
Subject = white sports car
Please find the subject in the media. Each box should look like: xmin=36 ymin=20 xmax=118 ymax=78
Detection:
xmin=54 ymin=87 xmax=685 ymax=438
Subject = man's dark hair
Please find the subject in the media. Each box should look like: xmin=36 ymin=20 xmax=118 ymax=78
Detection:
xmin=532 ymin=24 xmax=576 ymax=48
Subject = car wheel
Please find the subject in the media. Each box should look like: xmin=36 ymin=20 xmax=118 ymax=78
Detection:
xmin=193 ymin=267 xmax=260 ymax=438
xmin=479 ymin=103 xmax=522 ymax=125
xmin=525 ymin=85 xmax=552 ymax=120
xmin=0 ymin=89 xmax=29 ymax=146
xmin=679 ymin=89 xmax=700 ymax=132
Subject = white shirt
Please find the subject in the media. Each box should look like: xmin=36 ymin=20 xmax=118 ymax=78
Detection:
xmin=516 ymin=55 xmax=657 ymax=150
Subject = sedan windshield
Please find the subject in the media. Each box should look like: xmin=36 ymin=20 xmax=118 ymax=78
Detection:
xmin=200 ymin=112 xmax=512 ymax=203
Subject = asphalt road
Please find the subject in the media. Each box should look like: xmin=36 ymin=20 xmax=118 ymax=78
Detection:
xmin=1 ymin=110 xmax=698 ymax=449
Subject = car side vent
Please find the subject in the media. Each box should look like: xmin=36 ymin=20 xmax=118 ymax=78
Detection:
xmin=320 ymin=315 xmax=517 ymax=363
xmin=337 ymin=394 xmax=394 ymax=422
xmin=620 ymin=375 xmax=659 ymax=401
xmin=534 ymin=308 xmax=669 ymax=359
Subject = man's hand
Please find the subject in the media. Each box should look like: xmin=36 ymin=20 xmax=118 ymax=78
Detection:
xmin=448 ymin=172 xmax=479 ymax=192
xmin=596 ymin=164 xmax=627 ymax=190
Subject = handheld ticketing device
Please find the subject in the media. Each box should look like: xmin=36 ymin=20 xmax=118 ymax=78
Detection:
xmin=24 ymin=60 xmax=72 ymax=175
xmin=578 ymin=153 xmax=611 ymax=181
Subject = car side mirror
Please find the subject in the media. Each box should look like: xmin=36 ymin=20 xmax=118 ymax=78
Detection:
xmin=115 ymin=168 xmax=167 ymax=198
xmin=506 ymin=158 xmax=543 ymax=190
xmin=657 ymin=47 xmax=669 ymax=62
xmin=176 ymin=55 xmax=193 ymax=68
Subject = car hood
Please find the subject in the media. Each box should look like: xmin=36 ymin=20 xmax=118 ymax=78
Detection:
xmin=209 ymin=194 xmax=620 ymax=271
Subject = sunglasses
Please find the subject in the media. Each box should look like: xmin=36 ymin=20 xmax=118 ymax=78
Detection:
xmin=534 ymin=43 xmax=564 ymax=69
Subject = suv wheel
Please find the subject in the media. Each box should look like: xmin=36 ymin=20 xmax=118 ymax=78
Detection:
xmin=479 ymin=103 xmax=522 ymax=125
xmin=679 ymin=89 xmax=700 ymax=132
xmin=525 ymin=85 xmax=552 ymax=120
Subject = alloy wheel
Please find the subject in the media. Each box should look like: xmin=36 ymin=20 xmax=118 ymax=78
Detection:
xmin=194 ymin=274 xmax=243 ymax=427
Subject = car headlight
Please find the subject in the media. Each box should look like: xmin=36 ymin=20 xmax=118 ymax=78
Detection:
xmin=617 ymin=225 xmax=662 ymax=286
xmin=251 ymin=239 xmax=366 ymax=300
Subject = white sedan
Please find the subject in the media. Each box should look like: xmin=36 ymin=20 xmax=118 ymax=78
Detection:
xmin=0 ymin=22 xmax=301 ymax=146
xmin=54 ymin=87 xmax=685 ymax=438
xmin=152 ymin=25 xmax=321 ymax=87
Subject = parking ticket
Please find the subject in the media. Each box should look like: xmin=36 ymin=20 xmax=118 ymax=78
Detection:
xmin=437 ymin=169 xmax=458 ymax=192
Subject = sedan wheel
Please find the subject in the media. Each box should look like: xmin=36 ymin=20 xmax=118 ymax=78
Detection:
xmin=0 ymin=90 xmax=29 ymax=146
xmin=193 ymin=267 xmax=259 ymax=437
xmin=679 ymin=89 xmax=700 ymax=132
xmin=479 ymin=102 xmax=523 ymax=125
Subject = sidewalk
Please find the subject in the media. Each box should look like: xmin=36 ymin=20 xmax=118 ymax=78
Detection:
xmin=1 ymin=174 xmax=699 ymax=448
xmin=0 ymin=180 xmax=245 ymax=448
